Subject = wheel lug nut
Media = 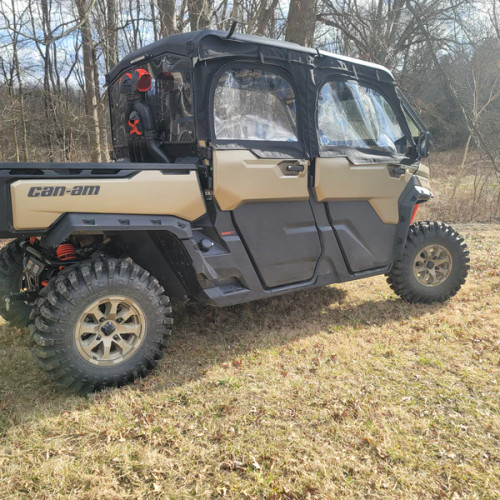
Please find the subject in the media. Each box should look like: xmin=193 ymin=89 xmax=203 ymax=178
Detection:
xmin=113 ymin=334 xmax=119 ymax=340
xmin=96 ymin=335 xmax=101 ymax=341
xmin=116 ymin=318 xmax=123 ymax=323
xmin=99 ymin=318 xmax=105 ymax=323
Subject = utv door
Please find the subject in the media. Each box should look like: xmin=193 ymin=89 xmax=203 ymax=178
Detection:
xmin=211 ymin=66 xmax=321 ymax=288
xmin=313 ymin=79 xmax=414 ymax=273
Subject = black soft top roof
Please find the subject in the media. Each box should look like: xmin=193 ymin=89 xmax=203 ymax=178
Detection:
xmin=106 ymin=29 xmax=394 ymax=85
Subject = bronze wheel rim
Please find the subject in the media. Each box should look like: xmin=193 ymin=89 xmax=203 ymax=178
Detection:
xmin=413 ymin=244 xmax=453 ymax=287
xmin=75 ymin=296 xmax=146 ymax=366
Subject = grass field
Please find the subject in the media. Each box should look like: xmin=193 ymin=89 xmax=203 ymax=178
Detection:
xmin=0 ymin=223 xmax=498 ymax=499
xmin=419 ymin=149 xmax=500 ymax=223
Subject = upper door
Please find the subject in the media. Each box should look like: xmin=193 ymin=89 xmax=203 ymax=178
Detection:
xmin=313 ymin=78 xmax=415 ymax=273
xmin=211 ymin=65 xmax=321 ymax=288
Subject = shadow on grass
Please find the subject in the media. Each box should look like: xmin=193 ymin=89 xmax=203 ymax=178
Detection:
xmin=0 ymin=283 xmax=443 ymax=432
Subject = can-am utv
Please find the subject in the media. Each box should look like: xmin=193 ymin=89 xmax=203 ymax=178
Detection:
xmin=0 ymin=30 xmax=469 ymax=392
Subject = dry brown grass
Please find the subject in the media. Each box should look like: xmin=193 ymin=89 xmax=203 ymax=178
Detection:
xmin=419 ymin=149 xmax=500 ymax=223
xmin=0 ymin=223 xmax=498 ymax=499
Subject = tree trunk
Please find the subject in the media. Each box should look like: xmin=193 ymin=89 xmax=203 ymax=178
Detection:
xmin=106 ymin=0 xmax=118 ymax=71
xmin=38 ymin=0 xmax=55 ymax=161
xmin=10 ymin=0 xmax=28 ymax=161
xmin=93 ymin=48 xmax=109 ymax=162
xmin=255 ymin=0 xmax=280 ymax=36
xmin=285 ymin=0 xmax=317 ymax=47
xmin=150 ymin=1 xmax=159 ymax=40
xmin=158 ymin=0 xmax=177 ymax=36
xmin=6 ymin=69 xmax=20 ymax=162
xmin=187 ymin=0 xmax=211 ymax=31
xmin=43 ymin=44 xmax=54 ymax=161
xmin=76 ymin=0 xmax=102 ymax=163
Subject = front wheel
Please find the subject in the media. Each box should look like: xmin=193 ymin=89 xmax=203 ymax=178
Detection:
xmin=387 ymin=221 xmax=469 ymax=304
xmin=30 ymin=258 xmax=172 ymax=393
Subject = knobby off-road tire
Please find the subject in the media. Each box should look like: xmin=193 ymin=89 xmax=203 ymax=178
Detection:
xmin=387 ymin=221 xmax=469 ymax=304
xmin=0 ymin=240 xmax=31 ymax=327
xmin=30 ymin=258 xmax=172 ymax=393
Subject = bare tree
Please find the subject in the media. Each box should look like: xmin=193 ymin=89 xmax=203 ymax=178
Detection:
xmin=158 ymin=0 xmax=177 ymax=36
xmin=76 ymin=0 xmax=102 ymax=162
xmin=0 ymin=0 xmax=29 ymax=161
xmin=105 ymin=0 xmax=118 ymax=70
xmin=254 ymin=0 xmax=280 ymax=35
xmin=187 ymin=0 xmax=212 ymax=30
xmin=286 ymin=0 xmax=317 ymax=46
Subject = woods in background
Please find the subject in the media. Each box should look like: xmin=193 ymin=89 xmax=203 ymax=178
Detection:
xmin=0 ymin=0 xmax=499 ymax=179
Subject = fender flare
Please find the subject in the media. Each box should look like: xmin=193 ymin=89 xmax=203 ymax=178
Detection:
xmin=393 ymin=179 xmax=433 ymax=262
xmin=39 ymin=212 xmax=218 ymax=281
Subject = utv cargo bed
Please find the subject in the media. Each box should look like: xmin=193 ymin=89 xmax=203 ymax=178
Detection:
xmin=0 ymin=162 xmax=203 ymax=238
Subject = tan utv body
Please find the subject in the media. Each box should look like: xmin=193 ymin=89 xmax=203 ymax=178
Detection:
xmin=0 ymin=30 xmax=469 ymax=393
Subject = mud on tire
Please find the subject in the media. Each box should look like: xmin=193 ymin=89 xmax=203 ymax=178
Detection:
xmin=30 ymin=258 xmax=172 ymax=393
xmin=387 ymin=221 xmax=470 ymax=304
xmin=0 ymin=240 xmax=31 ymax=327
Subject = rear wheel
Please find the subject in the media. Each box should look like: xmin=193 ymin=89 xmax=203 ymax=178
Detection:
xmin=0 ymin=240 xmax=31 ymax=327
xmin=387 ymin=221 xmax=469 ymax=303
xmin=30 ymin=258 xmax=172 ymax=393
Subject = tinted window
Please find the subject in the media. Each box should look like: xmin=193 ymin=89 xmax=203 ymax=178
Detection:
xmin=148 ymin=68 xmax=194 ymax=143
xmin=214 ymin=68 xmax=297 ymax=141
xmin=109 ymin=55 xmax=194 ymax=151
xmin=318 ymin=81 xmax=406 ymax=153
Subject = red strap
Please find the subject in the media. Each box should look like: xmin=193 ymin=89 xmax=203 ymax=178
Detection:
xmin=128 ymin=119 xmax=142 ymax=136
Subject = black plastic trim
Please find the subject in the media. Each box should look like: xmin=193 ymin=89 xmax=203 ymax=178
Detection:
xmin=393 ymin=178 xmax=433 ymax=262
xmin=39 ymin=213 xmax=192 ymax=247
xmin=38 ymin=213 xmax=218 ymax=284
xmin=0 ymin=162 xmax=196 ymax=173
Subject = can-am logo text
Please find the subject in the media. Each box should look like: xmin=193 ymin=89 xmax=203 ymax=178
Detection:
xmin=27 ymin=185 xmax=100 ymax=197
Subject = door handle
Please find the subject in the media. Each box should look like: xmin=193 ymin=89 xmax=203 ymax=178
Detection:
xmin=285 ymin=162 xmax=305 ymax=173
xmin=389 ymin=164 xmax=408 ymax=176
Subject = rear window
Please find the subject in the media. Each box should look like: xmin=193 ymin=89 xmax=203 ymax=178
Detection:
xmin=213 ymin=68 xmax=298 ymax=142
xmin=318 ymin=80 xmax=406 ymax=154
xmin=108 ymin=55 xmax=194 ymax=153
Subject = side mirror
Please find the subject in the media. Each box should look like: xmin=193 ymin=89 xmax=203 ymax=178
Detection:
xmin=417 ymin=131 xmax=431 ymax=158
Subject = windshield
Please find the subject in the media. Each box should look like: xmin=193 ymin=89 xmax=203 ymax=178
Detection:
xmin=318 ymin=80 xmax=407 ymax=154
